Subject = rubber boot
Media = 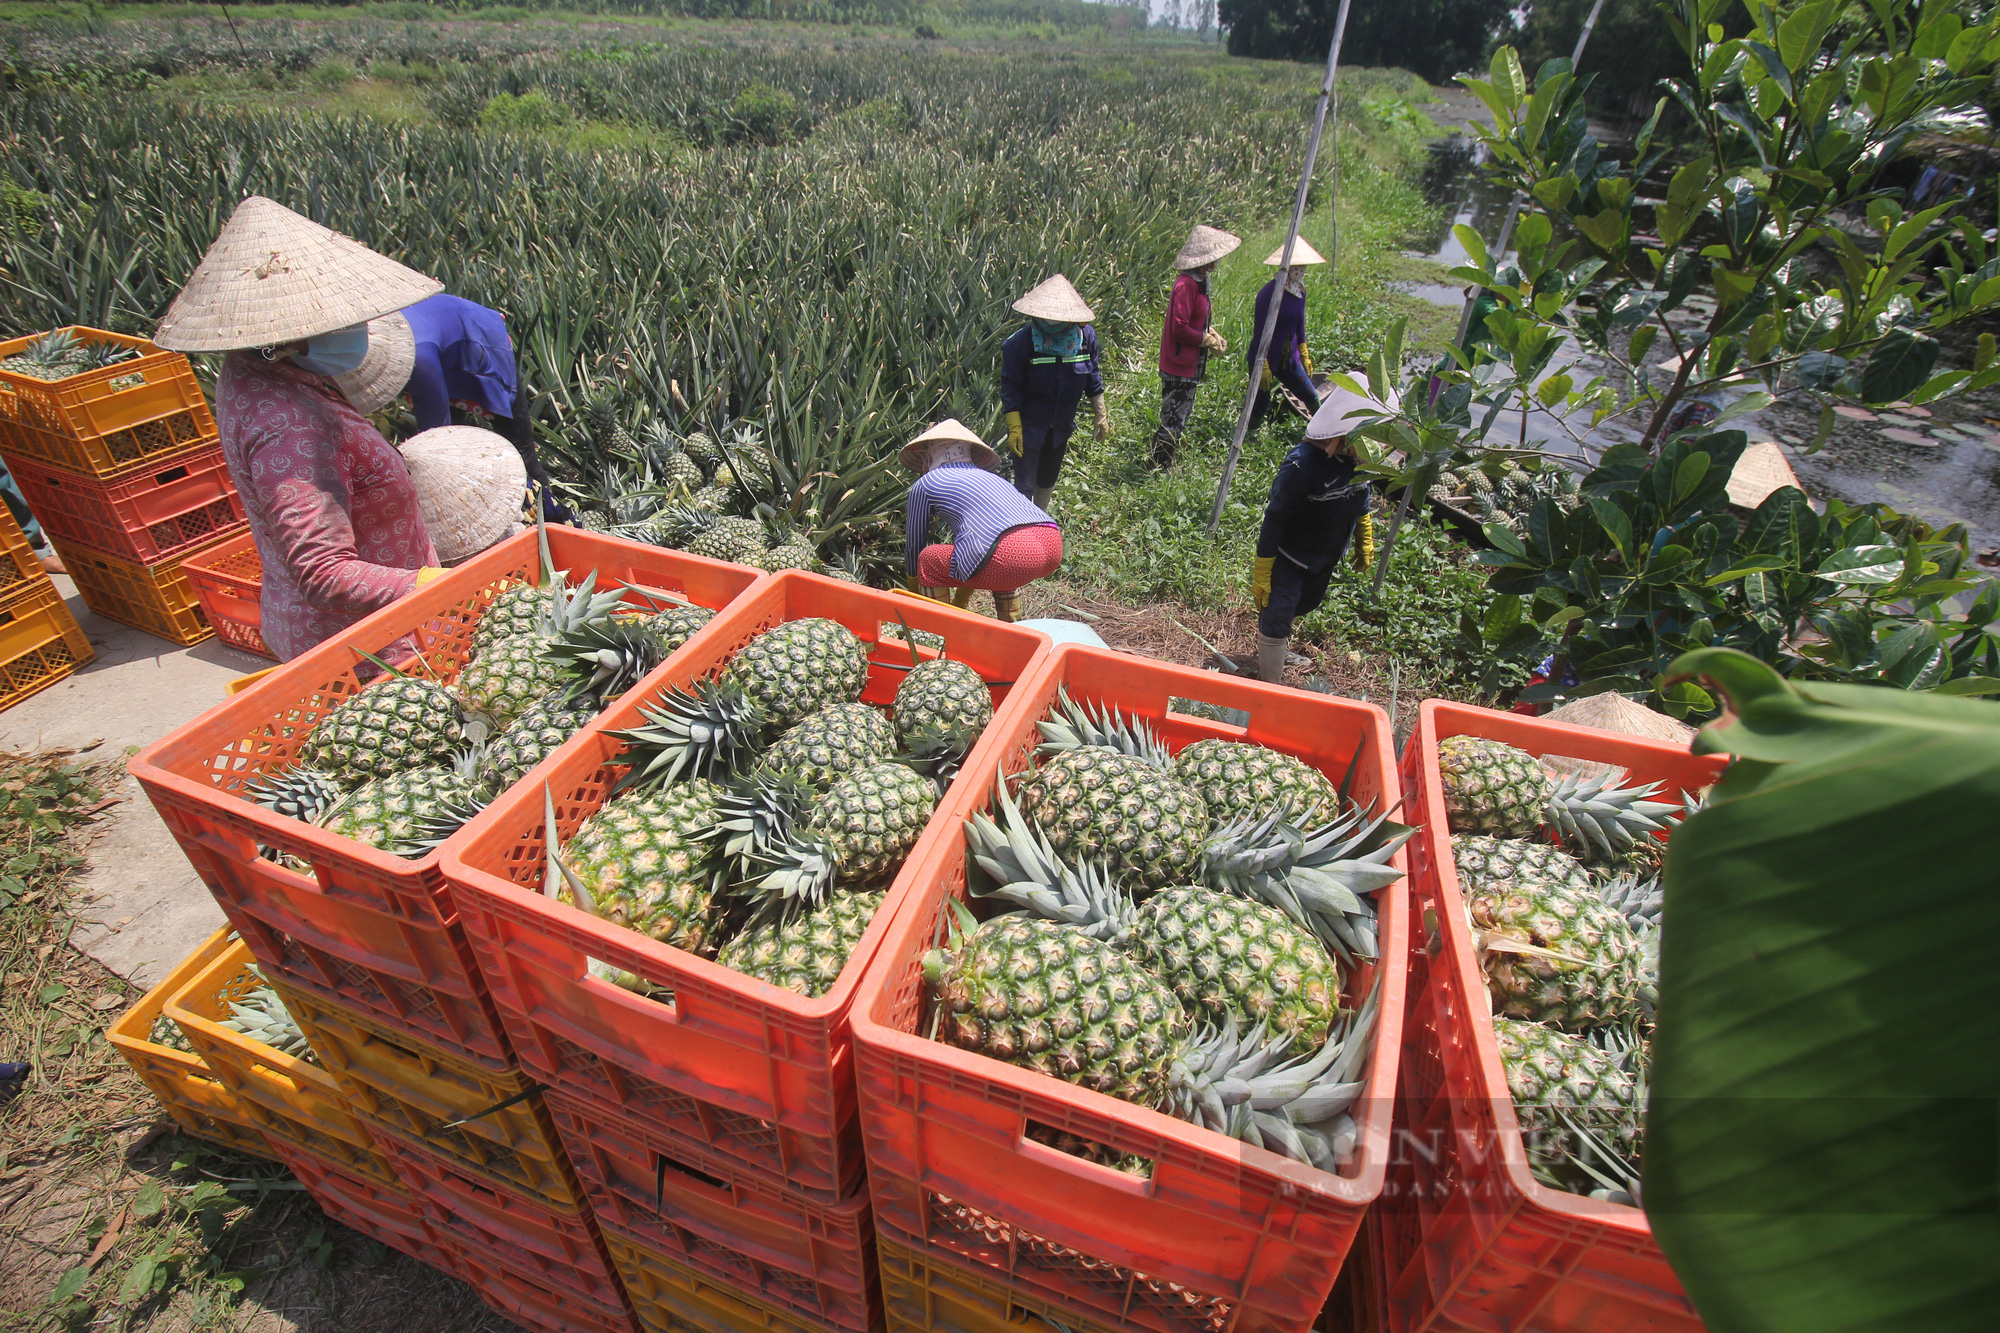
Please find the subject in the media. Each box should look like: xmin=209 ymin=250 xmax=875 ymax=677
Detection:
xmin=1256 ymin=633 xmax=1289 ymax=684
xmin=1031 ymin=485 xmax=1055 ymax=509
xmin=949 ymin=586 xmax=977 ymax=609
xmin=991 ymin=590 xmax=1022 ymax=623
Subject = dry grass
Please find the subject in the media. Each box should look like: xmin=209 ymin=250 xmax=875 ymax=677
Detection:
xmin=0 ymin=751 xmax=509 ymax=1333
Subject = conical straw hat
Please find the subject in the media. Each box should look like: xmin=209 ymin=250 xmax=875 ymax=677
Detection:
xmin=396 ymin=426 xmax=526 ymax=565
xmin=1011 ymin=274 xmax=1095 ymax=323
xmin=900 ymin=419 xmax=1001 ymax=473
xmin=334 ymin=312 xmax=416 ymax=416
xmin=1175 ymin=225 xmax=1242 ymax=270
xmin=1725 ymin=441 xmax=1803 ymax=510
xmin=1542 ymin=691 xmax=1696 ymax=780
xmin=154 ymin=196 xmax=442 ymax=352
xmin=1262 ymin=237 xmax=1328 ymax=266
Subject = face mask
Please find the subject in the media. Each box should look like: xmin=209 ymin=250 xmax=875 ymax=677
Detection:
xmin=1285 ymin=273 xmax=1307 ymax=296
xmin=292 ymin=324 xmax=368 ymax=378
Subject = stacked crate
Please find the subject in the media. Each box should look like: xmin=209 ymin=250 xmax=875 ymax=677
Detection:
xmin=0 ymin=498 xmax=93 ymax=711
xmin=0 ymin=326 xmax=244 ymax=646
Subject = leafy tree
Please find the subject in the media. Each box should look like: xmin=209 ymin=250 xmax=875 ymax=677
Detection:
xmin=1517 ymin=0 xmax=1753 ymax=118
xmin=1343 ymin=0 xmax=2000 ymax=713
xmin=1219 ymin=0 xmax=1514 ymax=85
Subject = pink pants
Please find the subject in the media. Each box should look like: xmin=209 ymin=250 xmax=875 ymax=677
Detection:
xmin=918 ymin=524 xmax=1063 ymax=591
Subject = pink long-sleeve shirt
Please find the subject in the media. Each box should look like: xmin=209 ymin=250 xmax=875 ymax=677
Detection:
xmin=216 ymin=353 xmax=437 ymax=661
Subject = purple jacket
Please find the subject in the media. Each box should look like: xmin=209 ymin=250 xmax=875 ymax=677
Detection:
xmin=1248 ymin=279 xmax=1307 ymax=373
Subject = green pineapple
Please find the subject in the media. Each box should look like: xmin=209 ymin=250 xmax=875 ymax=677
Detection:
xmin=323 ymin=748 xmax=490 ymax=858
xmin=726 ymin=618 xmax=868 ymax=731
xmin=639 ymin=423 xmax=707 ymax=495
xmin=642 ymin=604 xmax=716 ymax=652
xmin=716 ymin=889 xmax=884 ymax=997
xmin=558 ymin=781 xmax=728 ymax=951
xmin=486 ymin=691 xmax=598 ymax=790
xmin=764 ymin=702 xmax=898 ymax=790
xmin=1436 ymin=737 xmax=1679 ymax=858
xmin=459 ymin=574 xmax=627 ymax=726
xmin=683 ymin=431 xmax=724 ymax=478
xmin=1452 ymin=835 xmax=1600 ymax=897
xmin=1467 ymin=875 xmax=1652 ymax=1031
xmin=689 ymin=483 xmax=734 ymax=512
xmin=688 ymin=515 xmax=767 ymax=565
xmin=893 ymin=658 xmax=991 ymax=756
xmin=1015 ymin=746 xmax=1210 ymax=891
xmin=302 ymin=674 xmax=467 ymax=787
xmin=1492 ymin=1016 xmax=1644 ymax=1194
xmin=758 ymin=542 xmax=818 ymax=572
xmin=473 ymin=580 xmax=550 ymax=659
xmin=746 ymin=760 xmax=938 ymax=916
xmin=1172 ymin=738 xmax=1340 ymax=828
xmin=880 ymin=622 xmax=946 ymax=653
xmin=1127 ymin=886 xmax=1342 ymax=1056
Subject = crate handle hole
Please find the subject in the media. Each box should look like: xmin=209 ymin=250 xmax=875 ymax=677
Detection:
xmin=652 ymin=1150 xmax=728 ymax=1193
xmin=583 ymin=957 xmax=678 ymax=1016
xmin=153 ymin=466 xmax=191 ymax=484
xmin=1021 ymin=1119 xmax=1155 ymax=1192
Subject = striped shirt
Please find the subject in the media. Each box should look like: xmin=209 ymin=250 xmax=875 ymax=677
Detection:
xmin=905 ymin=463 xmax=1057 ymax=581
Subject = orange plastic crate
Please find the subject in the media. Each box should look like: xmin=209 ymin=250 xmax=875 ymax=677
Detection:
xmin=129 ymin=527 xmax=768 ymax=1070
xmin=5 ymin=443 xmax=246 ymax=565
xmin=375 ymin=1127 xmax=621 ymax=1305
xmin=163 ymin=937 xmax=398 ymax=1186
xmin=847 ymin=644 xmax=1408 ymax=1333
xmin=1376 ymin=700 xmax=1722 ymax=1333
xmin=603 ymin=1224 xmax=831 ymax=1333
xmin=443 ymin=570 xmax=1052 ymax=1201
xmin=0 ymin=501 xmax=44 ymax=601
xmin=547 ymin=1090 xmax=878 ymax=1333
xmin=436 ymin=1229 xmax=643 ymax=1333
xmin=0 ymin=326 xmax=217 ymax=479
xmin=105 ymin=926 xmax=276 ymax=1160
xmin=179 ymin=529 xmax=270 ymax=658
xmin=265 ymin=1137 xmax=438 ymax=1263
xmin=55 ymin=536 xmax=213 ymax=645
xmin=272 ymin=980 xmax=582 ymax=1208
xmin=0 ymin=578 xmax=94 ymax=713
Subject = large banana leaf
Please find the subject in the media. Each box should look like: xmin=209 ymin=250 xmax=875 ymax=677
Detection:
xmin=1647 ymin=648 xmax=2000 ymax=1333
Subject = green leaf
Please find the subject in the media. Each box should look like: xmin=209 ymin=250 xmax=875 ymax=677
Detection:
xmin=1858 ymin=329 xmax=1939 ymax=404
xmin=1535 ymin=372 xmax=1573 ymax=408
xmin=1673 ymin=451 xmax=1712 ymax=506
xmin=37 ymin=983 xmax=66 ymax=1004
xmin=1488 ymin=45 xmax=1526 ymax=113
xmin=1627 ymin=325 xmax=1658 ymax=369
xmin=132 ymin=1180 xmax=165 ymax=1220
xmin=1650 ymin=649 xmax=2000 ymax=1332
xmin=1573 ymin=208 xmax=1629 ymax=255
xmin=1482 ymin=523 xmax=1528 ymax=559
xmin=49 ymin=1266 xmax=88 ymax=1304
xmin=1817 ymin=545 xmax=1904 ymax=584
xmin=1935 ymin=675 xmax=2000 ymax=696
xmin=117 ymin=1255 xmax=158 ymax=1304
xmin=1777 ymin=0 xmax=1836 ymax=74
xmin=1451 ymin=224 xmax=1489 ymax=273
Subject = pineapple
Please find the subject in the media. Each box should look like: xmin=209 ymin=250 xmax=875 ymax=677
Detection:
xmin=323 ymin=748 xmax=490 ymax=858
xmin=302 ymin=674 xmax=467 ymax=787
xmin=758 ymin=542 xmax=818 ymax=572
xmin=642 ymin=603 xmax=715 ymax=652
xmin=639 ymin=423 xmax=706 ymax=495
xmin=559 ymin=781 xmax=728 ymax=951
xmin=1127 ymin=885 xmax=1342 ymax=1056
xmin=1452 ymin=835 xmax=1600 ymax=897
xmin=486 ymin=691 xmax=598 ymax=790
xmin=716 ymin=889 xmax=884 ymax=997
xmin=1468 ymin=876 xmax=1652 ymax=1031
xmin=459 ymin=574 xmax=627 ymax=725
xmin=749 ymin=760 xmax=938 ymax=914
xmin=689 ymin=483 xmax=734 ymax=512
xmin=688 ymin=515 xmax=767 ymax=565
xmin=473 ymin=580 xmax=550 ymax=659
xmin=893 ymin=657 xmax=991 ymax=756
xmin=880 ymin=622 xmax=946 ymax=653
xmin=763 ymin=702 xmax=898 ymax=790
xmin=1597 ymin=871 xmax=1663 ymax=929
xmin=727 ymin=618 xmax=868 ymax=731
xmin=1435 ymin=737 xmax=1679 ymax=858
xmin=1492 ymin=1016 xmax=1643 ymax=1193
xmin=635 ymin=505 xmax=715 ymax=551
xmin=1015 ymin=746 xmax=1210 ymax=891
xmin=1 ymin=328 xmax=84 ymax=380
xmin=1172 ymin=739 xmax=1340 ymax=828
xmin=683 ymin=431 xmax=724 ymax=478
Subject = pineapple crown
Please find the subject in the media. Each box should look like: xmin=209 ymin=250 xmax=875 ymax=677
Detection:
xmin=549 ymin=615 xmax=667 ymax=706
xmin=1546 ymin=768 xmax=1683 ymax=860
xmin=536 ymin=568 xmax=629 ymax=638
xmin=247 ymin=765 xmax=345 ymax=823
xmin=1200 ymin=802 xmax=1413 ymax=964
xmin=1596 ymin=871 xmax=1663 ymax=928
xmin=705 ymin=764 xmax=820 ymax=889
xmin=1035 ymin=689 xmax=1173 ymax=768
xmin=540 ymin=782 xmax=599 ymax=917
xmin=21 ymin=328 xmax=79 ymax=366
xmin=608 ymin=678 xmax=770 ymax=792
xmin=220 ymin=978 xmax=314 ymax=1061
xmin=964 ymin=777 xmax=1132 ymax=942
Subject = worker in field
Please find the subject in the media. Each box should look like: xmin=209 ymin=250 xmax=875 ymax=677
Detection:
xmin=1150 ymin=224 xmax=1241 ymax=470
xmin=902 ymin=419 xmax=1062 ymax=624
xmin=1246 ymin=239 xmax=1326 ymax=434
xmin=1000 ymin=274 xmax=1106 ymax=507
xmin=152 ymin=195 xmax=448 ymax=661
xmin=1249 ymin=385 xmax=1389 ymax=685
xmin=336 ymin=291 xmax=568 ymax=521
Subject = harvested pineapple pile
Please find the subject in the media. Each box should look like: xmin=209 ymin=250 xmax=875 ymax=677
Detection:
xmin=564 ymin=398 xmax=838 ymax=576
xmin=246 ymin=523 xmax=711 ymax=861
xmin=1434 ymin=458 xmax=1580 ymax=534
xmin=1436 ymin=735 xmax=1688 ymax=1202
xmin=922 ymin=693 xmax=1412 ymax=1172
xmin=544 ymin=618 xmax=994 ymax=999
xmin=1 ymin=328 xmax=139 ymax=382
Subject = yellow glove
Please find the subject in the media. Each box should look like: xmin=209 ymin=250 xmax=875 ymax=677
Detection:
xmin=1301 ymin=345 xmax=1315 ymax=376
xmin=413 ymin=566 xmax=447 ymax=587
xmin=1252 ymin=557 xmax=1275 ymax=610
xmin=1090 ymin=395 xmax=1110 ymax=442
xmin=1351 ymin=510 xmax=1375 ymax=572
xmin=1005 ymin=411 xmax=1023 ymax=456
xmin=905 ymin=575 xmax=921 ymax=593
xmin=1259 ymin=363 xmax=1274 ymax=390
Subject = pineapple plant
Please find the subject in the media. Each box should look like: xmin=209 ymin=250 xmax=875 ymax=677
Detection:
xmin=639 ymin=422 xmax=707 ymax=495
xmin=716 ymin=889 xmax=885 ymax=998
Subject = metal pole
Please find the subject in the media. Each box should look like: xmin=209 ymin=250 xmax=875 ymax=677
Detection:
xmin=1206 ymin=0 xmax=1353 ymax=533
xmin=1378 ymin=6 xmax=1608 ymax=595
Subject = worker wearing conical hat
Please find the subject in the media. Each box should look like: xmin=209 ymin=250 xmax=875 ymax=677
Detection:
xmin=1247 ymin=239 xmax=1327 ymax=434
xmin=1250 ymin=385 xmax=1391 ymax=685
xmin=900 ymin=421 xmax=1062 ymax=623
xmin=999 ymin=274 xmax=1106 ymax=507
xmin=1151 ymin=224 xmax=1241 ymax=471
xmin=153 ymin=196 xmax=451 ymax=661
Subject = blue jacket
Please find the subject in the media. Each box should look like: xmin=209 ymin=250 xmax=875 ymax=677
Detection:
xmin=1000 ymin=325 xmax=1104 ymax=432
xmin=1249 ymin=279 xmax=1307 ymax=374
xmin=401 ymin=294 xmax=520 ymax=430
xmin=1256 ymin=441 xmax=1370 ymax=572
